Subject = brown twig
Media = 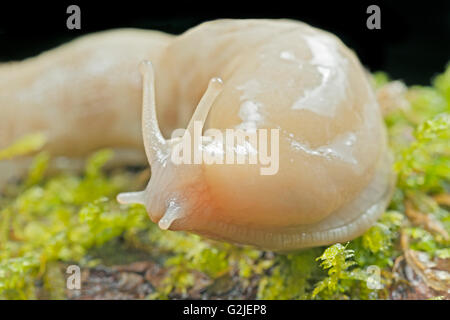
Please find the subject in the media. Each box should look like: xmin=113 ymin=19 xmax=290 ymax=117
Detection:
xmin=404 ymin=200 xmax=449 ymax=241
xmin=400 ymin=231 xmax=449 ymax=293
xmin=433 ymin=193 xmax=450 ymax=207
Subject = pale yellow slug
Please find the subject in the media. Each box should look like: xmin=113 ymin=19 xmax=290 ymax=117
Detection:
xmin=0 ymin=19 xmax=395 ymax=250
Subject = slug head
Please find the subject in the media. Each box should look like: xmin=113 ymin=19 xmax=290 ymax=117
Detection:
xmin=117 ymin=61 xmax=223 ymax=231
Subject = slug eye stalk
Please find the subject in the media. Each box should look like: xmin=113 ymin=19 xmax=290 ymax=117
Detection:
xmin=139 ymin=61 xmax=167 ymax=165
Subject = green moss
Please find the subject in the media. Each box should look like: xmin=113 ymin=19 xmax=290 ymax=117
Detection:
xmin=0 ymin=150 xmax=150 ymax=299
xmin=433 ymin=62 xmax=450 ymax=103
xmin=0 ymin=133 xmax=47 ymax=161
xmin=257 ymin=249 xmax=319 ymax=300
xmin=0 ymin=63 xmax=449 ymax=300
xmin=350 ymin=211 xmax=403 ymax=269
xmin=394 ymin=113 xmax=450 ymax=192
xmin=372 ymin=71 xmax=390 ymax=89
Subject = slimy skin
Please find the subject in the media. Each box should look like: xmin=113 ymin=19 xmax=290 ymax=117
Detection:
xmin=0 ymin=19 xmax=395 ymax=250
xmin=0 ymin=29 xmax=173 ymax=155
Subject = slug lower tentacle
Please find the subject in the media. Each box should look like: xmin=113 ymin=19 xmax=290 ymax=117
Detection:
xmin=0 ymin=19 xmax=395 ymax=250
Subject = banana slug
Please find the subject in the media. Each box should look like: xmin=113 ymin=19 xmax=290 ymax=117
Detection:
xmin=0 ymin=19 xmax=395 ymax=250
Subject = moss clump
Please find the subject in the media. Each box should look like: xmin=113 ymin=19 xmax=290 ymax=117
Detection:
xmin=0 ymin=133 xmax=46 ymax=161
xmin=1 ymin=63 xmax=449 ymax=300
xmin=0 ymin=149 xmax=150 ymax=299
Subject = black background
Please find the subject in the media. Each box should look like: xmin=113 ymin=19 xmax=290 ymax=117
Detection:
xmin=0 ymin=0 xmax=449 ymax=85
xmin=0 ymin=299 xmax=447 ymax=319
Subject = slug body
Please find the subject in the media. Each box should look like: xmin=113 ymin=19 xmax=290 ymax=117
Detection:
xmin=0 ymin=19 xmax=394 ymax=250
